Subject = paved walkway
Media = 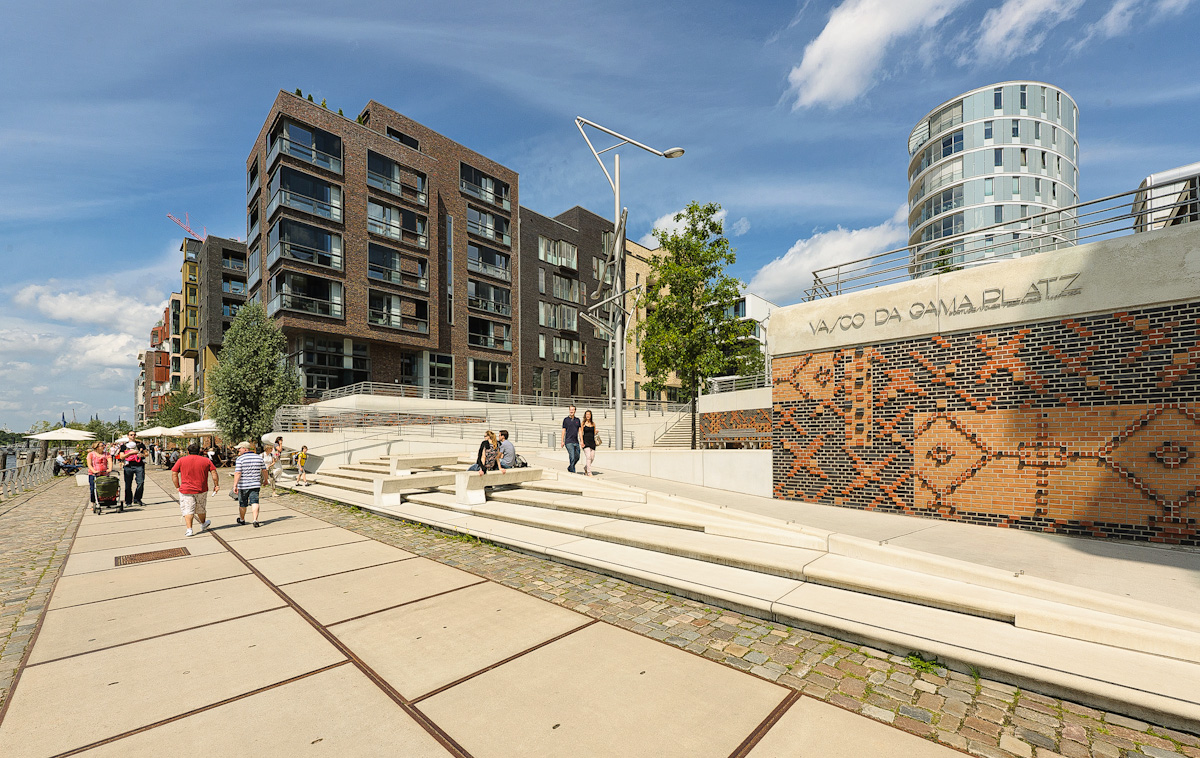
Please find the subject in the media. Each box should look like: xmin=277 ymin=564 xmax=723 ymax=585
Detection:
xmin=0 ymin=470 xmax=1196 ymax=757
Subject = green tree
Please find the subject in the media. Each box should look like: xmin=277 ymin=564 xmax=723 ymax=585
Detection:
xmin=150 ymin=382 xmax=200 ymax=429
xmin=208 ymin=303 xmax=302 ymax=444
xmin=634 ymin=202 xmax=764 ymax=449
xmin=932 ymin=246 xmax=961 ymax=274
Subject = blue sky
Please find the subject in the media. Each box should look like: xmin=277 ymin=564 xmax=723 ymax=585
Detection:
xmin=1 ymin=0 xmax=1197 ymax=432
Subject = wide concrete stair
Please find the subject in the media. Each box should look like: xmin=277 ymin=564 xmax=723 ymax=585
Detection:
xmin=281 ymin=457 xmax=1200 ymax=731
xmin=653 ymin=417 xmax=695 ymax=448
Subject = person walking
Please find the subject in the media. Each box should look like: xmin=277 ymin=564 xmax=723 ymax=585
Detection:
xmin=468 ymin=430 xmax=499 ymax=474
xmin=171 ymin=442 xmax=218 ymax=536
xmin=232 ymin=441 xmax=266 ymax=527
xmin=579 ymin=410 xmax=601 ymax=476
xmin=295 ymin=445 xmax=311 ymax=486
xmin=561 ymin=405 xmax=581 ymax=474
xmin=497 ymin=430 xmax=516 ymax=470
xmin=118 ymin=430 xmax=148 ymax=507
xmin=86 ymin=441 xmax=110 ymax=504
xmin=270 ymin=436 xmax=284 ymax=494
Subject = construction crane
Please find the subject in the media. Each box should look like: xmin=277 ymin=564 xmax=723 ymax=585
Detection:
xmin=167 ymin=212 xmax=207 ymax=241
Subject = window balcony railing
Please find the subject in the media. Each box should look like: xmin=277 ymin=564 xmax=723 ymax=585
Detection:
xmin=468 ymin=296 xmax=512 ymax=317
xmin=247 ymin=174 xmax=260 ymax=202
xmin=910 ymin=169 xmax=965 ymax=208
xmin=467 ymin=333 xmax=512 ymax=351
xmin=222 ymin=258 xmax=247 ymax=272
xmin=267 ymin=240 xmax=344 ymax=271
xmin=268 ymin=135 xmax=343 ymax=175
xmin=367 ymin=217 xmax=428 ymax=249
xmin=460 ymin=179 xmax=510 ymax=211
xmin=466 ymin=257 xmax=511 ymax=281
xmin=248 ymin=267 xmax=260 ymax=291
xmin=367 ymin=264 xmax=429 ymax=291
xmin=267 ymin=292 xmax=343 ymax=319
xmin=268 ymin=188 xmax=342 ymax=223
xmin=466 ymin=219 xmax=510 ymax=246
xmin=928 ymin=111 xmax=963 ymax=138
xmin=367 ymin=171 xmax=428 ymax=206
xmin=368 ymin=309 xmax=430 ymax=333
xmin=222 ymin=281 xmax=247 ymax=295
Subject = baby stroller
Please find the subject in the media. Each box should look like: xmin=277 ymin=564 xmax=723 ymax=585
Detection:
xmin=93 ymin=475 xmax=122 ymax=514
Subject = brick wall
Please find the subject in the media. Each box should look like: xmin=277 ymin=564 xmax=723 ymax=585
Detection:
xmin=701 ymin=409 xmax=772 ymax=449
xmin=772 ymin=300 xmax=1200 ymax=544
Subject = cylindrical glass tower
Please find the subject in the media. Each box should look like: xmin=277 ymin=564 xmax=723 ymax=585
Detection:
xmin=906 ymin=81 xmax=1079 ymax=273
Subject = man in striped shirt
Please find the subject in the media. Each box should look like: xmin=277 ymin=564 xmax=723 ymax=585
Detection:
xmin=232 ymin=441 xmax=267 ymax=528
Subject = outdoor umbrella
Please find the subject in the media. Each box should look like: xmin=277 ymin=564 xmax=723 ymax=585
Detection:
xmin=25 ymin=429 xmax=96 ymax=441
xmin=137 ymin=426 xmax=169 ymax=437
xmin=166 ymin=419 xmax=220 ymax=436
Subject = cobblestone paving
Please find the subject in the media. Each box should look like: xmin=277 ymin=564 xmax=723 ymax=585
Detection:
xmin=0 ymin=478 xmax=86 ymax=712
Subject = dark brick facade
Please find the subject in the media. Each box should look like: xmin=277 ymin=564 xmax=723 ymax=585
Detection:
xmin=517 ymin=206 xmax=613 ymax=399
xmin=197 ymin=235 xmax=247 ymax=356
xmin=700 ymin=409 xmax=772 ymax=449
xmin=772 ymin=300 xmax=1200 ymax=545
xmin=245 ymin=92 xmax=519 ymax=397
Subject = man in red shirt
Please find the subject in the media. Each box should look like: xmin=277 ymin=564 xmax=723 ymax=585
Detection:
xmin=171 ymin=442 xmax=219 ymax=536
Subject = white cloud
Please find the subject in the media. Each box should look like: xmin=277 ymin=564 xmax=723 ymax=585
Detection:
xmin=730 ymin=217 xmax=752 ymax=236
xmin=0 ymin=329 xmax=66 ymax=357
xmin=787 ymin=0 xmax=967 ymax=108
xmin=970 ymin=0 xmax=1084 ymax=63
xmin=639 ymin=207 xmax=729 ymax=246
xmin=1073 ymin=0 xmax=1193 ymax=50
xmin=1156 ymin=0 xmax=1193 ymax=15
xmin=31 ymin=385 xmax=48 ymax=395
xmin=15 ymin=284 xmax=165 ymax=330
xmin=54 ymin=333 xmax=143 ymax=370
xmin=747 ymin=206 xmax=908 ymax=305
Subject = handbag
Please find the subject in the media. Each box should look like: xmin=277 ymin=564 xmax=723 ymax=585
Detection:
xmin=595 ymin=434 xmax=603 ymax=446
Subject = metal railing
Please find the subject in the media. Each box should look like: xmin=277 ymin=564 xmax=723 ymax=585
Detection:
xmin=320 ymin=381 xmax=690 ymax=414
xmin=268 ymin=240 xmax=344 ymax=271
xmin=0 ymin=460 xmax=57 ymax=501
xmin=466 ymin=257 xmax=511 ymax=281
xmin=368 ymin=170 xmax=428 ymax=206
xmin=368 ymin=309 xmax=429 ymax=333
xmin=268 ymin=135 xmax=343 ymax=174
xmin=467 ymin=296 xmax=512 ymax=317
xmin=367 ymin=216 xmax=429 ymax=249
xmin=268 ymin=188 xmax=343 ymax=223
xmin=460 ymin=179 xmax=511 ymax=211
xmin=806 ymin=172 xmax=1200 ymax=300
xmin=368 ymin=265 xmax=429 ymax=290
xmin=267 ymin=292 xmax=343 ymax=319
xmin=706 ymin=375 xmax=770 ymax=393
xmin=467 ymin=333 xmax=512 ymax=351
xmin=466 ymin=219 xmax=511 ymax=247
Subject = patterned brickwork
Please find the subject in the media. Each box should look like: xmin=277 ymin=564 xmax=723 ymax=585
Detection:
xmin=700 ymin=409 xmax=772 ymax=449
xmin=772 ymin=300 xmax=1200 ymax=544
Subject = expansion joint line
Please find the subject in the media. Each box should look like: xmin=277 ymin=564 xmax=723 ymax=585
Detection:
xmin=726 ymin=689 xmax=801 ymax=758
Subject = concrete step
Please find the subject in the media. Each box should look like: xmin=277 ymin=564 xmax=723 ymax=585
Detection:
xmin=303 ymin=475 xmax=373 ymax=496
xmin=280 ymin=480 xmax=373 ymax=507
xmin=489 ymin=490 xmax=708 ymax=531
xmin=520 ymin=479 xmax=645 ymax=502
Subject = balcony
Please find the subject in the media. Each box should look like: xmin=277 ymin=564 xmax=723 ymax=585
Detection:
xmin=368 ymin=264 xmax=428 ymax=291
xmin=222 ymin=258 xmax=247 ymax=272
xmin=368 ymin=170 xmax=428 ymax=206
xmin=247 ymin=173 xmax=260 ymax=203
xmin=267 ymin=135 xmax=342 ymax=175
xmin=368 ymin=309 xmax=430 ymax=333
xmin=460 ymin=179 xmax=510 ymax=211
xmin=222 ymin=280 xmax=248 ymax=296
xmin=468 ymin=296 xmax=511 ymax=317
xmin=466 ymin=257 xmax=511 ymax=282
xmin=267 ymin=239 xmax=344 ymax=271
xmin=367 ymin=217 xmax=428 ymax=249
xmin=181 ymin=328 xmax=199 ymax=358
xmin=267 ymin=292 xmax=343 ymax=319
xmin=468 ymin=333 xmax=512 ymax=351
xmin=466 ymin=218 xmax=510 ymax=247
xmin=268 ymin=188 xmax=342 ymax=223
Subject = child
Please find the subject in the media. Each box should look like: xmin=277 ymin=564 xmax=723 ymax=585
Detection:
xmin=295 ymin=446 xmax=310 ymax=487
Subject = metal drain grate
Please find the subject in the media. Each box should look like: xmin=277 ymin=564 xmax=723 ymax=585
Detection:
xmin=114 ymin=547 xmax=190 ymax=566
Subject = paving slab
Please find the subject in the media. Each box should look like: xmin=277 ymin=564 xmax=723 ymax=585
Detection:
xmin=30 ymin=574 xmax=284 ymax=663
xmin=251 ymin=539 xmax=416 ymax=586
xmin=287 ymin=557 xmax=483 ymax=626
xmin=418 ymin=621 xmax=788 ymax=758
xmin=76 ymin=663 xmax=452 ymax=757
xmin=217 ymin=514 xmax=332 ymax=542
xmin=0 ymin=608 xmax=345 ymax=758
xmin=49 ymin=551 xmax=250 ymax=609
xmin=63 ymin=535 xmax=226 ymax=575
xmin=75 ymin=514 xmax=189 ymax=537
xmin=224 ymin=526 xmax=368 ymax=560
xmin=71 ymin=525 xmax=201 ymax=553
xmin=747 ymin=696 xmax=961 ymax=757
xmin=333 ymin=581 xmax=590 ymax=699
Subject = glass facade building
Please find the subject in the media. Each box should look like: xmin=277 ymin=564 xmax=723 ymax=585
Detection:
xmin=907 ymin=81 xmax=1079 ymax=273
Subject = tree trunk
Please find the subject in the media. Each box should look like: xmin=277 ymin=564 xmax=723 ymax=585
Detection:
xmin=690 ymin=385 xmax=698 ymax=450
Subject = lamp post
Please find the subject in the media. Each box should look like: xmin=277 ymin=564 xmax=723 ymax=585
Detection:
xmin=575 ymin=117 xmax=683 ymax=451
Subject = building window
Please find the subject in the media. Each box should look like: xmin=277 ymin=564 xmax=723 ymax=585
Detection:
xmin=467 ymin=242 xmax=511 ymax=281
xmin=269 ymin=218 xmax=343 ymax=270
xmin=539 ymin=302 xmax=578 ymax=331
xmin=367 ymin=200 xmax=428 ymax=248
xmin=1034 ymin=122 xmax=1041 ymax=142
xmin=468 ymin=317 xmax=511 ymax=351
xmin=537 ymin=236 xmax=578 ymax=269
xmin=1040 ymin=151 xmax=1047 ymax=170
xmin=548 ymin=369 xmax=560 ymax=397
xmin=984 ymin=177 xmax=993 ymax=197
xmin=471 ymin=360 xmax=510 ymax=396
xmin=367 ymin=151 xmax=427 ymax=204
xmin=467 ymin=279 xmax=511 ymax=317
xmin=532 ymin=366 xmax=543 ymax=396
xmin=460 ymin=164 xmax=510 ymax=209
xmin=1051 ymin=126 xmax=1057 ymax=145
xmin=551 ymin=274 xmax=580 ymax=303
xmin=466 ymin=206 xmax=510 ymax=246
xmin=429 ymin=354 xmax=453 ymax=390
xmin=368 ymin=290 xmax=428 ymax=332
xmin=445 ymin=215 xmax=454 ymax=325
xmin=269 ymin=119 xmax=343 ymax=174
xmin=984 ymin=120 xmax=993 ymax=140
xmin=1011 ymin=120 xmax=1019 ymax=138
xmin=368 ymin=243 xmax=428 ymax=290
xmin=1012 ymin=176 xmax=1020 ymax=197
xmin=993 ymin=87 xmax=1002 ymax=110
xmin=1020 ymin=148 xmax=1027 ymax=168
xmin=538 ymin=334 xmax=546 ymax=359
xmin=538 ymin=268 xmax=545 ymax=294
xmin=268 ymin=166 xmax=343 ymax=222
xmin=552 ymin=337 xmax=584 ymax=365
xmin=386 ymin=127 xmax=419 ymax=151
xmin=994 ymin=148 xmax=1003 ymax=168
xmin=1034 ymin=178 xmax=1042 ymax=199
xmin=1019 ymin=84 xmax=1027 ymax=110
xmin=995 ymin=206 xmax=1004 ymax=224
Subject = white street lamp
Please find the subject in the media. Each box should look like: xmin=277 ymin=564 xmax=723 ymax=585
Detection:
xmin=575 ymin=117 xmax=683 ymax=450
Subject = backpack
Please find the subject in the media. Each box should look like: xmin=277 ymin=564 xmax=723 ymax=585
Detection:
xmin=514 ymin=454 xmax=528 ymax=468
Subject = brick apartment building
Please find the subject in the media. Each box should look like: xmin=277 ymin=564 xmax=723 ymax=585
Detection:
xmin=195 ymin=235 xmax=248 ymax=399
xmin=244 ymin=91 xmax=521 ymax=399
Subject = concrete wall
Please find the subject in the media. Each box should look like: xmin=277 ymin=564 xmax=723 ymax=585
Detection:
xmin=267 ymin=429 xmax=477 ymax=469
xmin=768 ymin=224 xmax=1200 ymax=545
xmin=698 ymin=387 xmax=771 ymax=413
xmin=597 ymin=449 xmax=772 ymax=498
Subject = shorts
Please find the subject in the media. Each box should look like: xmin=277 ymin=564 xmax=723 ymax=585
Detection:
xmin=238 ymin=488 xmax=260 ymax=509
xmin=179 ymin=491 xmax=208 ymax=516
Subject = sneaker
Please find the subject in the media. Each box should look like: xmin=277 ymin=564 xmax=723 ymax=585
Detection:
xmin=252 ymin=521 xmax=261 ymax=528
xmin=199 ymin=519 xmax=211 ymax=532
xmin=236 ymin=518 xmax=246 ymax=525
xmin=135 ymin=501 xmax=144 ymax=507
xmin=184 ymin=529 xmax=193 ymax=537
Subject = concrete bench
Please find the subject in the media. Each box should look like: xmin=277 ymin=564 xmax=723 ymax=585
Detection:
xmin=374 ymin=471 xmax=458 ymax=507
xmin=455 ymin=468 xmax=545 ymax=505
xmin=380 ymin=454 xmax=463 ymax=475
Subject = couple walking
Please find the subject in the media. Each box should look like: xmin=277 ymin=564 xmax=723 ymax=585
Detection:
xmin=561 ymin=405 xmax=602 ymax=476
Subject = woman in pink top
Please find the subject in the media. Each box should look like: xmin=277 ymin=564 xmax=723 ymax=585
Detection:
xmin=86 ymin=442 xmax=109 ymax=504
